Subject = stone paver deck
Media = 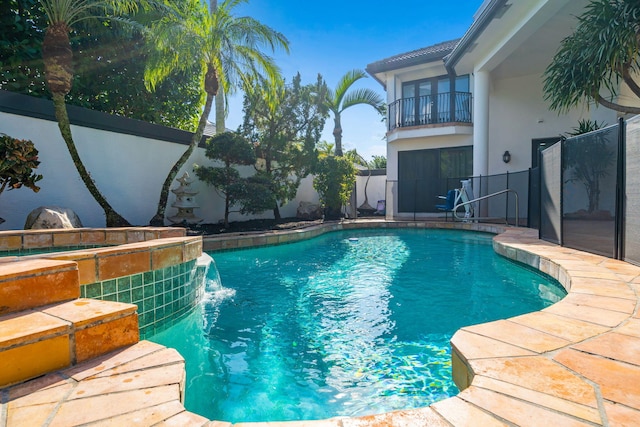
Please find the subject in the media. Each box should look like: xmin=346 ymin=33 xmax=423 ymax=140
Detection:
xmin=2 ymin=221 xmax=639 ymax=426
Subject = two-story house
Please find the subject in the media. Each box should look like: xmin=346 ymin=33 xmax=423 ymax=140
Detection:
xmin=366 ymin=0 xmax=624 ymax=220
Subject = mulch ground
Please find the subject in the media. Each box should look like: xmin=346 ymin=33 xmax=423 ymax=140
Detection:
xmin=183 ymin=217 xmax=325 ymax=236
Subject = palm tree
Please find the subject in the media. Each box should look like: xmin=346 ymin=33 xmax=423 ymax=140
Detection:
xmin=211 ymin=0 xmax=225 ymax=134
xmin=144 ymin=0 xmax=288 ymax=225
xmin=325 ymin=69 xmax=385 ymax=156
xmin=543 ymin=0 xmax=640 ymax=114
xmin=39 ymin=0 xmax=135 ymax=226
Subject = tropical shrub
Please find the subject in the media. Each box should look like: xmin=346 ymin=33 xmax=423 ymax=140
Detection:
xmin=194 ymin=131 xmax=274 ymax=227
xmin=313 ymin=154 xmax=357 ymax=220
xmin=0 ymin=133 xmax=43 ymax=197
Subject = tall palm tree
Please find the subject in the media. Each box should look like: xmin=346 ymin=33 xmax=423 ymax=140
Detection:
xmin=144 ymin=0 xmax=288 ymax=225
xmin=325 ymin=69 xmax=385 ymax=156
xmin=211 ymin=0 xmax=225 ymax=134
xmin=39 ymin=0 xmax=135 ymax=226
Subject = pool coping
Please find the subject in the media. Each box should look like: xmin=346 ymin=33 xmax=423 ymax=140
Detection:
xmin=2 ymin=220 xmax=639 ymax=426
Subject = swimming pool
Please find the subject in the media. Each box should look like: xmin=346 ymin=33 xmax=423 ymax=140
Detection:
xmin=150 ymin=229 xmax=565 ymax=423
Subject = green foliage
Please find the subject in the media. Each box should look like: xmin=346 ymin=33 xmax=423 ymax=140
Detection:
xmin=236 ymin=171 xmax=277 ymax=215
xmin=369 ymin=155 xmax=387 ymax=169
xmin=543 ymin=0 xmax=640 ymax=114
xmin=68 ymin=22 xmax=203 ymax=130
xmin=0 ymin=0 xmax=47 ymax=96
xmin=241 ymin=73 xmax=328 ymax=219
xmin=194 ymin=131 xmax=272 ymax=226
xmin=145 ymin=0 xmax=289 ymax=224
xmin=313 ymin=154 xmax=357 ymax=220
xmin=202 ymin=131 xmax=256 ymax=167
xmin=565 ymin=119 xmax=606 ymax=137
xmin=325 ymin=69 xmax=385 ymax=156
xmin=0 ymin=0 xmax=201 ymax=130
xmin=0 ymin=133 xmax=43 ymax=196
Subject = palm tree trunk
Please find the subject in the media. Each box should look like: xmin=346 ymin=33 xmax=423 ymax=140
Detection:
xmin=333 ymin=114 xmax=343 ymax=156
xmin=215 ymin=93 xmax=225 ymax=134
xmin=211 ymin=0 xmax=225 ymax=135
xmin=150 ymin=91 xmax=214 ymax=225
xmin=51 ymin=93 xmax=130 ymax=227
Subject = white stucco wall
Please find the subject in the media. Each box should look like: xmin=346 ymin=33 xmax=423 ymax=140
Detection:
xmin=0 ymin=111 xmax=319 ymax=229
xmin=354 ymin=173 xmax=386 ymax=212
xmin=386 ymin=134 xmax=473 ymax=182
xmin=486 ymin=73 xmax=617 ymax=175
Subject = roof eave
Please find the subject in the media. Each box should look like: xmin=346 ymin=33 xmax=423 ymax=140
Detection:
xmin=365 ymin=67 xmax=387 ymax=90
xmin=445 ymin=0 xmax=509 ymax=75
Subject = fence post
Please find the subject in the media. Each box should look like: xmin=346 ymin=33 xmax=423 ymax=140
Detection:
xmin=505 ymin=171 xmax=510 ymax=225
xmin=615 ymin=117 xmax=625 ymax=260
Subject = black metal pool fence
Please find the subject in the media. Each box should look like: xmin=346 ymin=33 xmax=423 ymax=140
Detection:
xmin=386 ymin=169 xmax=532 ymax=227
xmin=386 ymin=116 xmax=640 ymax=265
xmin=539 ymin=117 xmax=640 ymax=265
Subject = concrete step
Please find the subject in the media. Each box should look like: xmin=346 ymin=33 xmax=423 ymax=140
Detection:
xmin=0 ymin=299 xmax=138 ymax=387
xmin=0 ymin=258 xmax=79 ymax=316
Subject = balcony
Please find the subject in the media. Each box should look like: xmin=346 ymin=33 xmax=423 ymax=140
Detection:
xmin=388 ymin=92 xmax=472 ymax=131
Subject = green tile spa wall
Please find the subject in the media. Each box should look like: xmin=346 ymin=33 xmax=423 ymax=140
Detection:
xmin=80 ymin=259 xmax=207 ymax=338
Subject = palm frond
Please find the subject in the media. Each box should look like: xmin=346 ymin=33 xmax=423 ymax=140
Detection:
xmin=341 ymin=88 xmax=385 ymax=114
xmin=331 ymin=69 xmax=368 ymax=110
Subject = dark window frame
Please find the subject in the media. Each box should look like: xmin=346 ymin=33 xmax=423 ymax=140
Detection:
xmin=397 ymin=145 xmax=473 ymax=213
xmin=401 ymin=74 xmax=470 ymax=125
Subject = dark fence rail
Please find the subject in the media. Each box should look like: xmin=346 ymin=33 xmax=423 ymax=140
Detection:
xmin=385 ymin=169 xmax=530 ymax=226
xmin=387 ymin=92 xmax=472 ymax=131
xmin=382 ymin=115 xmax=640 ymax=265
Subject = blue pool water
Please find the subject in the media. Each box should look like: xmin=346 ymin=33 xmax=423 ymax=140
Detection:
xmin=150 ymin=229 xmax=565 ymax=423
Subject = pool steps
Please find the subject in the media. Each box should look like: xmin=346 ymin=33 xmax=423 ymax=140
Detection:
xmin=0 ymin=299 xmax=139 ymax=387
xmin=0 ymin=227 xmax=210 ymax=425
xmin=1 ymin=221 xmax=639 ymax=426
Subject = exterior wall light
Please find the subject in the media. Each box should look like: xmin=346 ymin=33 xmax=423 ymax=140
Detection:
xmin=502 ymin=150 xmax=511 ymax=163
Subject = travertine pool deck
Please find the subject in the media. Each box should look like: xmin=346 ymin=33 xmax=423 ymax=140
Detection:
xmin=2 ymin=221 xmax=639 ymax=426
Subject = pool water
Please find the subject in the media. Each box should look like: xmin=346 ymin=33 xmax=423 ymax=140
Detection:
xmin=149 ymin=229 xmax=565 ymax=423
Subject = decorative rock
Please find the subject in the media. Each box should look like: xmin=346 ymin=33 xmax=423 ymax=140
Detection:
xmin=297 ymin=201 xmax=323 ymax=220
xmin=24 ymin=206 xmax=83 ymax=229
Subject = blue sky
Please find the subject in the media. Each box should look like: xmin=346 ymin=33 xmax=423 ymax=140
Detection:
xmin=220 ymin=0 xmax=484 ymax=161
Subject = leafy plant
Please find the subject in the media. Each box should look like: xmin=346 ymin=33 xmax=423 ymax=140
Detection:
xmin=325 ymin=69 xmax=385 ymax=156
xmin=543 ymin=0 xmax=640 ymax=114
xmin=369 ymin=155 xmax=387 ymax=169
xmin=0 ymin=133 xmax=43 ymax=197
xmin=194 ymin=131 xmax=273 ymax=227
xmin=144 ymin=0 xmax=289 ymax=225
xmin=313 ymin=154 xmax=357 ymax=220
xmin=241 ymin=73 xmax=328 ymax=219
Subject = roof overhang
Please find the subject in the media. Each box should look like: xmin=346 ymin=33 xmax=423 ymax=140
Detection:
xmin=366 ymin=40 xmax=459 ymax=89
xmin=445 ymin=0 xmax=589 ymax=78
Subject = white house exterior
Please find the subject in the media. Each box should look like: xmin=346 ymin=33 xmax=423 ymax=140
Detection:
xmin=366 ymin=0 xmax=627 ymax=220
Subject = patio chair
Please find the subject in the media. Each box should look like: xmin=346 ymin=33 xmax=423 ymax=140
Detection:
xmin=436 ymin=189 xmax=458 ymax=221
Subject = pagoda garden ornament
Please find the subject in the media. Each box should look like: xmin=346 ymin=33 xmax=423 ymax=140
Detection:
xmin=167 ymin=172 xmax=202 ymax=225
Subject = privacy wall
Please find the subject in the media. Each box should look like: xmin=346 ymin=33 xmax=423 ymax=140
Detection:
xmin=0 ymin=91 xmax=321 ymax=229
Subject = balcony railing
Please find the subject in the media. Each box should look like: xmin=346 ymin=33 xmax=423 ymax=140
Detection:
xmin=387 ymin=92 xmax=472 ymax=131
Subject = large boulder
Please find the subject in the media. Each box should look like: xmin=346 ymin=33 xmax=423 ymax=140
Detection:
xmin=24 ymin=206 xmax=83 ymax=229
xmin=296 ymin=201 xmax=323 ymax=220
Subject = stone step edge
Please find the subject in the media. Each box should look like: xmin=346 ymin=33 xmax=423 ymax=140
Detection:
xmin=0 ymin=258 xmax=80 ymax=316
xmin=0 ymin=299 xmax=137 ymax=352
xmin=0 ymin=298 xmax=139 ymax=388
